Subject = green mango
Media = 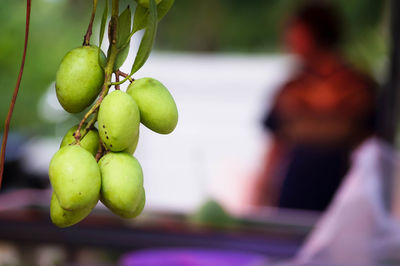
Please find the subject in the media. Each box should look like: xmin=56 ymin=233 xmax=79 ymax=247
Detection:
xmin=135 ymin=0 xmax=162 ymax=8
xmin=49 ymin=145 xmax=101 ymax=210
xmin=128 ymin=187 xmax=146 ymax=218
xmin=98 ymin=90 xmax=140 ymax=151
xmin=99 ymin=152 xmax=143 ymax=218
xmin=50 ymin=192 xmax=98 ymax=228
xmin=60 ymin=124 xmax=99 ymax=156
xmin=127 ymin=78 xmax=178 ymax=134
xmin=56 ymin=45 xmax=106 ymax=113
xmin=114 ymin=187 xmax=146 ymax=218
xmin=123 ymin=128 xmax=139 ymax=154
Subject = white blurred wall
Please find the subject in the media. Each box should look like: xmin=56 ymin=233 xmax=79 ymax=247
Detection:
xmin=126 ymin=52 xmax=295 ymax=213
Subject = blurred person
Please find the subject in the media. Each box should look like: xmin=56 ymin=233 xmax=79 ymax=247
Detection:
xmin=251 ymin=1 xmax=376 ymax=211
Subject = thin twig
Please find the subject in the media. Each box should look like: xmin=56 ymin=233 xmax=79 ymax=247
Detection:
xmin=72 ymin=112 xmax=98 ymax=145
xmin=114 ymin=72 xmax=121 ymax=90
xmin=95 ymin=141 xmax=104 ymax=162
xmin=0 ymin=0 xmax=31 ymax=189
xmin=85 ymin=112 xmax=98 ymax=131
xmin=83 ymin=0 xmax=98 ymax=46
xmin=73 ymin=80 xmax=108 ymax=143
xmin=116 ymin=70 xmax=134 ymax=82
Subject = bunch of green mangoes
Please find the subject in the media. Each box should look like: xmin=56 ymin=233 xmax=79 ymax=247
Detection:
xmin=49 ymin=44 xmax=178 ymax=227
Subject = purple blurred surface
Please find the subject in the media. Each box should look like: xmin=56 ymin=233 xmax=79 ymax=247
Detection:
xmin=120 ymin=248 xmax=268 ymax=266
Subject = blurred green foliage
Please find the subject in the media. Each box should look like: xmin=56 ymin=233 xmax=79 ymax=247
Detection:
xmin=190 ymin=199 xmax=238 ymax=228
xmin=0 ymin=0 xmax=388 ymax=132
xmin=0 ymin=0 xmax=92 ymax=132
xmin=156 ymin=0 xmax=388 ymax=72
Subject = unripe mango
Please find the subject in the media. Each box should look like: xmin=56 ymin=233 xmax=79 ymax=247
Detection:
xmin=135 ymin=0 xmax=162 ymax=8
xmin=123 ymin=129 xmax=139 ymax=154
xmin=60 ymin=124 xmax=99 ymax=156
xmin=127 ymin=78 xmax=178 ymax=134
xmin=56 ymin=46 xmax=106 ymax=113
xmin=49 ymin=145 xmax=101 ymax=210
xmin=99 ymin=152 xmax=143 ymax=218
xmin=128 ymin=187 xmax=146 ymax=218
xmin=111 ymin=187 xmax=146 ymax=218
xmin=50 ymin=192 xmax=98 ymax=228
xmin=98 ymin=90 xmax=140 ymax=151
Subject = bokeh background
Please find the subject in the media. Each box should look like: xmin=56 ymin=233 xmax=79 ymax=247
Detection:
xmin=0 ymin=0 xmax=387 ymax=130
xmin=0 ymin=0 xmax=393 ymax=265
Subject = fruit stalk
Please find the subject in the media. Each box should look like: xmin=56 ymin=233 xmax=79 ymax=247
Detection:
xmin=116 ymin=70 xmax=134 ymax=82
xmin=74 ymin=0 xmax=120 ymax=143
xmin=83 ymin=0 xmax=98 ymax=46
xmin=74 ymin=112 xmax=98 ymax=145
xmin=0 ymin=0 xmax=31 ymax=189
xmin=95 ymin=140 xmax=104 ymax=162
xmin=114 ymin=72 xmax=120 ymax=90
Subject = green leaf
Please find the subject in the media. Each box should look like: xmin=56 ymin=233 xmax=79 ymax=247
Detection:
xmin=99 ymin=0 xmax=109 ymax=47
xmin=132 ymin=4 xmax=148 ymax=33
xmin=114 ymin=6 xmax=132 ymax=70
xmin=114 ymin=42 xmax=130 ymax=70
xmin=156 ymin=0 xmax=174 ymax=21
xmin=116 ymin=6 xmax=132 ymax=48
xmin=130 ymin=0 xmax=158 ymax=75
xmin=98 ymin=0 xmax=109 ymax=68
xmin=132 ymin=0 xmax=174 ymax=33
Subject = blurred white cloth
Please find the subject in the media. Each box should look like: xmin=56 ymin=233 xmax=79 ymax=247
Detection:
xmin=293 ymin=137 xmax=400 ymax=266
